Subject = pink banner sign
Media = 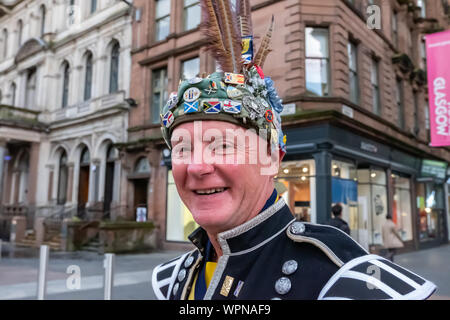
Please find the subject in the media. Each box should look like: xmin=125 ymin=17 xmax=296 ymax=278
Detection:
xmin=426 ymin=29 xmax=450 ymax=147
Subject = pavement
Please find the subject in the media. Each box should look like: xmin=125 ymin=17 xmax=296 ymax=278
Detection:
xmin=0 ymin=241 xmax=449 ymax=300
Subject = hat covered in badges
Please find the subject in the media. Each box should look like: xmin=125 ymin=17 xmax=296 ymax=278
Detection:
xmin=160 ymin=0 xmax=286 ymax=153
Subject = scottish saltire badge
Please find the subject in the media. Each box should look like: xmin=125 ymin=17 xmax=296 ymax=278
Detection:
xmin=223 ymin=100 xmax=242 ymax=114
xmin=162 ymin=111 xmax=174 ymax=128
xmin=224 ymin=73 xmax=245 ymax=85
xmin=184 ymin=100 xmax=199 ymax=113
xmin=184 ymin=87 xmax=201 ymax=102
xmin=203 ymin=100 xmax=221 ymax=114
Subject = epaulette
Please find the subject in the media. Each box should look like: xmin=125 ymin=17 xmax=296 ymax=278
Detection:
xmin=318 ymin=254 xmax=436 ymax=300
xmin=286 ymin=221 xmax=436 ymax=300
xmin=287 ymin=221 xmax=369 ymax=267
xmin=152 ymin=250 xmax=201 ymax=300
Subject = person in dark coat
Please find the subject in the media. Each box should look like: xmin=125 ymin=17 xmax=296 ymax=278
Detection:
xmin=328 ymin=203 xmax=351 ymax=235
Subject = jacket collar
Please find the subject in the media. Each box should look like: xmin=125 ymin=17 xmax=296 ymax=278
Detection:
xmin=188 ymin=198 xmax=294 ymax=256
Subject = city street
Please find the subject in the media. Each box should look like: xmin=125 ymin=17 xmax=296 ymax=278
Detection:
xmin=0 ymin=242 xmax=449 ymax=300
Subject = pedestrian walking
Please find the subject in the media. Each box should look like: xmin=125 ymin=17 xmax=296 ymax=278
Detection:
xmin=382 ymin=215 xmax=404 ymax=262
xmin=328 ymin=203 xmax=351 ymax=235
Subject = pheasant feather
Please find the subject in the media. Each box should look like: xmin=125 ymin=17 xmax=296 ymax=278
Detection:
xmin=254 ymin=15 xmax=274 ymax=68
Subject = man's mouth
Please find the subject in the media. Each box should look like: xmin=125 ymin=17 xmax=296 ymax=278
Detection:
xmin=193 ymin=187 xmax=229 ymax=195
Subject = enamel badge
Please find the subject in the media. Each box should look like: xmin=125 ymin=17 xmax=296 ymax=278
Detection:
xmin=184 ymin=87 xmax=201 ymax=102
xmin=165 ymin=92 xmax=179 ymax=110
xmin=223 ymin=100 xmax=242 ymax=114
xmin=162 ymin=111 xmax=174 ymax=128
xmin=184 ymin=100 xmax=199 ymax=113
xmin=203 ymin=100 xmax=221 ymax=114
xmin=224 ymin=73 xmax=245 ymax=85
xmin=227 ymin=86 xmax=243 ymax=99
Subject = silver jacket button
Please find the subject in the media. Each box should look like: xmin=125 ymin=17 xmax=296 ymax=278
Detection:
xmin=184 ymin=256 xmax=194 ymax=268
xmin=282 ymin=260 xmax=298 ymax=275
xmin=177 ymin=269 xmax=186 ymax=282
xmin=290 ymin=222 xmax=306 ymax=235
xmin=173 ymin=283 xmax=179 ymax=295
xmin=275 ymin=277 xmax=292 ymax=295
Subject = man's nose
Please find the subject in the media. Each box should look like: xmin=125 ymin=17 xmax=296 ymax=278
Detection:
xmin=187 ymin=162 xmax=215 ymax=177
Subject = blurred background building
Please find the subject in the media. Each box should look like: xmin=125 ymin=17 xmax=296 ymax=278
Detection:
xmin=1 ymin=0 xmax=450 ymax=254
xmin=0 ymin=0 xmax=132 ymax=248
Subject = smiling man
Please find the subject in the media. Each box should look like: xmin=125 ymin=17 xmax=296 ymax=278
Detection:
xmin=151 ymin=0 xmax=436 ymax=300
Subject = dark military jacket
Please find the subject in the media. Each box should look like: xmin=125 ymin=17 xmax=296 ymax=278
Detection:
xmin=152 ymin=199 xmax=436 ymax=300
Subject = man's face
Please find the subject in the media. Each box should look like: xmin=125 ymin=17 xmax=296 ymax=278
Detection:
xmin=171 ymin=120 xmax=280 ymax=234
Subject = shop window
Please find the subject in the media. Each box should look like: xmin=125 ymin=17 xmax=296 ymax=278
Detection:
xmin=331 ymin=160 xmax=359 ymax=241
xmin=357 ymin=168 xmax=388 ymax=246
xmin=166 ymin=170 xmax=199 ymax=242
xmin=275 ymin=160 xmax=316 ymax=222
xmin=417 ymin=181 xmax=445 ymax=242
xmin=392 ymin=174 xmax=413 ymax=241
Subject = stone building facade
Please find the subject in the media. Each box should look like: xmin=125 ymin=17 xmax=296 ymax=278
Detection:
xmin=126 ymin=0 xmax=450 ymax=252
xmin=0 ymin=0 xmax=133 ymax=245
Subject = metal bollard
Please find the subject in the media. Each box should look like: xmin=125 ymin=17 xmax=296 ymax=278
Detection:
xmin=37 ymin=245 xmax=50 ymax=300
xmin=103 ymin=253 xmax=115 ymax=300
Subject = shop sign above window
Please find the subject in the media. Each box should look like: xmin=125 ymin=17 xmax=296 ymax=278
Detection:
xmin=420 ymin=159 xmax=447 ymax=179
xmin=360 ymin=141 xmax=378 ymax=153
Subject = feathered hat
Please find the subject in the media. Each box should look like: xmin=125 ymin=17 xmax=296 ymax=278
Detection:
xmin=160 ymin=0 xmax=286 ymax=153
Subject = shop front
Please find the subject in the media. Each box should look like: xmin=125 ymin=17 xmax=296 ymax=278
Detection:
xmin=279 ymin=123 xmax=448 ymax=253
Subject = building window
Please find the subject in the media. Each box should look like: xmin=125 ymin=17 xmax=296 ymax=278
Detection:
xmin=275 ymin=160 xmax=317 ymax=223
xmin=155 ymin=0 xmax=171 ymax=42
xmin=417 ymin=0 xmax=426 ymax=18
xmin=84 ymin=52 xmax=93 ymax=101
xmin=166 ymin=170 xmax=199 ymax=241
xmin=17 ymin=20 xmax=23 ymax=48
xmin=348 ymin=41 xmax=359 ymax=104
xmin=90 ymin=0 xmax=97 ymax=14
xmin=25 ymin=68 xmax=37 ymax=109
xmin=2 ymin=29 xmax=7 ymax=59
xmin=62 ymin=61 xmax=70 ymax=108
xmin=392 ymin=12 xmax=398 ymax=47
xmin=10 ymin=82 xmax=16 ymax=106
xmin=57 ymin=151 xmax=68 ymax=205
xmin=183 ymin=0 xmax=201 ymax=31
xmin=40 ymin=5 xmax=46 ymax=36
xmin=392 ymin=173 xmax=413 ymax=242
xmin=305 ymin=27 xmax=330 ymax=97
xmin=371 ymin=59 xmax=381 ymax=116
xmin=109 ymin=42 xmax=120 ymax=93
xmin=396 ymin=79 xmax=404 ymax=129
xmin=413 ymin=91 xmax=419 ymax=135
xmin=357 ymin=168 xmax=388 ymax=246
xmin=181 ymin=57 xmax=200 ymax=81
xmin=151 ymin=67 xmax=168 ymax=124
